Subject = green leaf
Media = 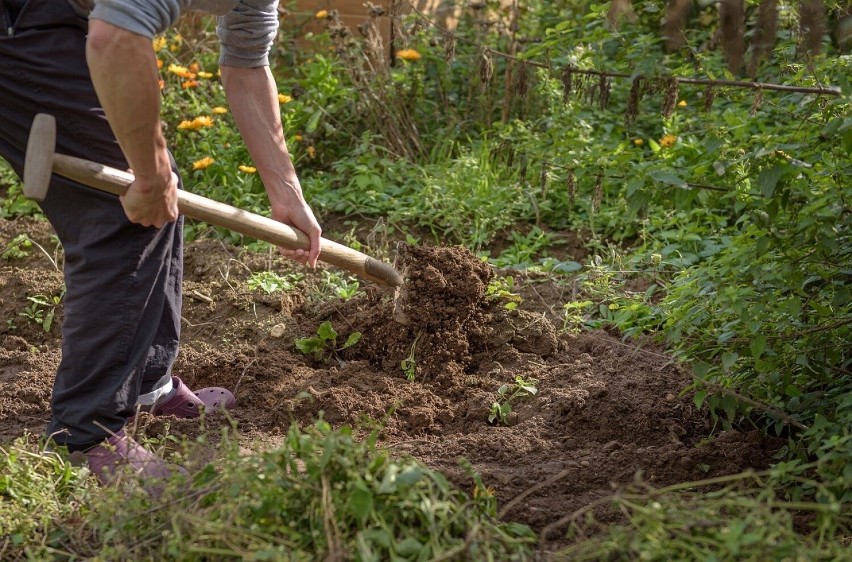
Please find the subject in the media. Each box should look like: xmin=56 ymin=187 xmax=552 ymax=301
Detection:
xmin=650 ymin=168 xmax=686 ymax=187
xmin=693 ymin=361 xmax=711 ymax=379
xmin=295 ymin=337 xmax=323 ymax=355
xmin=648 ymin=138 xmax=661 ymax=153
xmin=694 ymin=389 xmax=708 ymax=409
xmin=721 ymin=352 xmax=738 ymax=370
xmin=784 ymin=384 xmax=802 ymax=398
xmin=757 ymin=164 xmax=784 ymax=198
xmin=341 ymin=331 xmax=362 ymax=350
xmin=396 ymin=537 xmax=424 ymax=556
xmin=317 ymin=321 xmax=337 ymax=342
xmin=396 ymin=465 xmax=425 ymax=487
xmin=348 ymin=484 xmax=374 ymax=523
xmin=749 ymin=334 xmax=767 ymax=360
xmin=305 ymin=108 xmax=322 ymax=134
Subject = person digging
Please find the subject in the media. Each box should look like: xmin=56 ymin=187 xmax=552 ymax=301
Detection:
xmin=0 ymin=0 xmax=322 ymax=486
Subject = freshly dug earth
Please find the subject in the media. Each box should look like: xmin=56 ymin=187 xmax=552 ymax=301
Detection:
xmin=0 ymin=215 xmax=783 ymax=554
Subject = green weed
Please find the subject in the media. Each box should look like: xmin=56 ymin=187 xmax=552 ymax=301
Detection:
xmin=247 ymin=270 xmax=302 ymax=294
xmin=19 ymin=288 xmax=65 ymax=333
xmin=400 ymin=333 xmax=422 ymax=382
xmin=489 ymin=376 xmax=539 ymax=425
xmin=295 ymin=320 xmax=361 ymax=363
xmin=486 ymin=275 xmax=523 ymax=311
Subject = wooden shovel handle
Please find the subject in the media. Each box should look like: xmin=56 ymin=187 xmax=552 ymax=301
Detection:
xmin=51 ymin=153 xmax=403 ymax=287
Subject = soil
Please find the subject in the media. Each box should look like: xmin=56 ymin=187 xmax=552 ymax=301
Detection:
xmin=0 ymin=214 xmax=784 ymax=556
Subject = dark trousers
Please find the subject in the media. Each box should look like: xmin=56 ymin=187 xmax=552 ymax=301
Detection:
xmin=0 ymin=0 xmax=183 ymax=450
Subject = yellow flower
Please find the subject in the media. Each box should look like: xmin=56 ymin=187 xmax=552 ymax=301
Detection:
xmin=167 ymin=64 xmax=195 ymax=79
xmin=177 ymin=116 xmax=215 ymax=131
xmin=197 ymin=71 xmax=213 ymax=79
xmin=315 ymin=9 xmax=328 ymax=18
xmin=193 ymin=157 xmax=215 ymax=170
xmin=212 ymin=106 xmax=228 ymax=114
xmin=633 ymin=138 xmax=644 ymax=146
xmin=306 ymin=146 xmax=316 ymax=158
xmin=152 ymin=36 xmax=167 ymax=52
xmin=170 ymin=34 xmax=183 ymax=52
xmin=278 ymin=93 xmax=292 ymax=104
xmin=659 ymin=134 xmax=678 ymax=148
xmin=396 ymin=48 xmax=422 ymax=61
xmin=677 ymin=100 xmax=687 ymax=108
xmin=294 ymin=134 xmax=303 ymax=142
xmin=239 ymin=165 xmax=257 ymax=174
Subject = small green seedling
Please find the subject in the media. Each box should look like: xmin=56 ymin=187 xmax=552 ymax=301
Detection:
xmin=400 ymin=333 xmax=421 ymax=382
xmin=488 ymin=375 xmax=539 ymax=425
xmin=485 ymin=275 xmax=523 ymax=310
xmin=295 ymin=320 xmax=361 ymax=363
xmin=19 ymin=288 xmax=65 ymax=333
xmin=562 ymin=300 xmax=594 ymax=334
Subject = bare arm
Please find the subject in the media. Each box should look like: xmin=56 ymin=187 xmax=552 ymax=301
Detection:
xmin=220 ymin=65 xmax=322 ymax=268
xmin=86 ymin=19 xmax=178 ymax=228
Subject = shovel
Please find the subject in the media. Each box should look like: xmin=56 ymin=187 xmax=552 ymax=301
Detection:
xmin=23 ymin=113 xmax=403 ymax=287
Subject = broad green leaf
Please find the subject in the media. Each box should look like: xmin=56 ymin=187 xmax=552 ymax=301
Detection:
xmin=749 ymin=334 xmax=767 ymax=360
xmin=341 ymin=332 xmax=362 ymax=349
xmin=693 ymin=362 xmax=711 ymax=379
xmin=784 ymin=384 xmax=802 ymax=398
xmin=305 ymin=108 xmax=322 ymax=133
xmin=757 ymin=164 xmax=784 ymax=198
xmin=348 ymin=484 xmax=374 ymax=523
xmin=317 ymin=320 xmax=337 ymax=341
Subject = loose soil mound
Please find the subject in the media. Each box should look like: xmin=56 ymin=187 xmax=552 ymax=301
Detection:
xmin=0 ymin=217 xmax=783 ymax=554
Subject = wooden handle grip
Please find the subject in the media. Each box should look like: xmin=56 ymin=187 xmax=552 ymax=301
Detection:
xmin=52 ymin=154 xmax=403 ymax=287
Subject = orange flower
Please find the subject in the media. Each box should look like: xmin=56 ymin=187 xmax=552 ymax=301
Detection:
xmin=659 ymin=134 xmax=678 ymax=148
xmin=192 ymin=156 xmax=215 ymax=170
xmin=177 ymin=116 xmax=214 ymax=131
xmin=167 ymin=64 xmax=195 ymax=79
xmin=396 ymin=48 xmax=422 ymax=61
xmin=156 ymin=59 xmax=163 ymax=70
xmin=189 ymin=62 xmax=200 ymax=73
xmin=181 ymin=80 xmax=198 ymax=89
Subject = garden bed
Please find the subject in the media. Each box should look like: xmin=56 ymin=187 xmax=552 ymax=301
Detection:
xmin=0 ymin=214 xmax=784 ymax=554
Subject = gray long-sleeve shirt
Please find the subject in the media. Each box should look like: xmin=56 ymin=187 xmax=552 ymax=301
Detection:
xmin=64 ymin=0 xmax=278 ymax=67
